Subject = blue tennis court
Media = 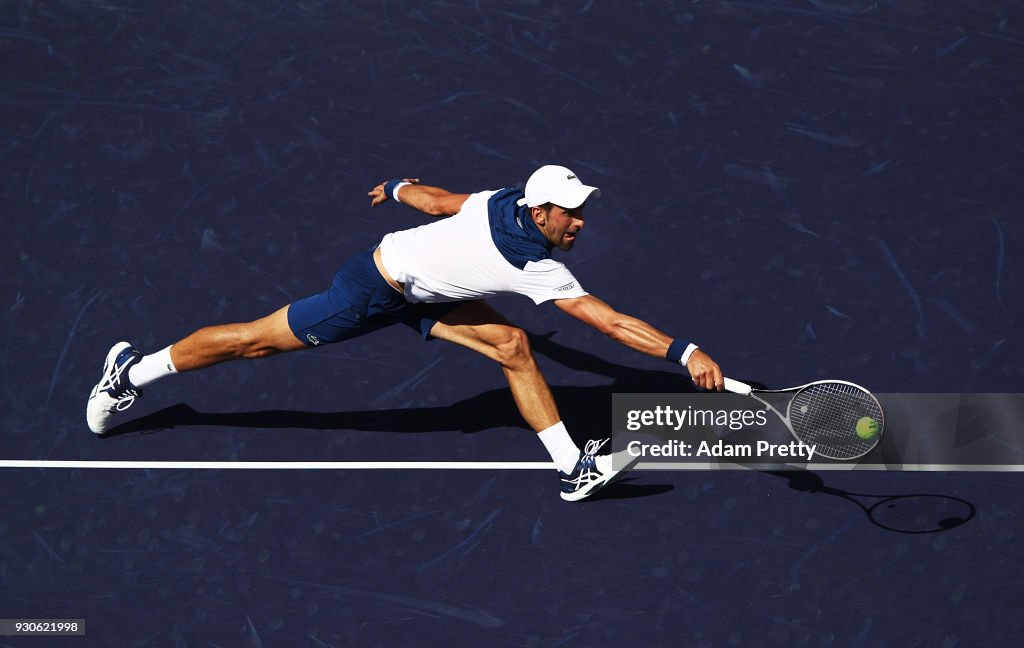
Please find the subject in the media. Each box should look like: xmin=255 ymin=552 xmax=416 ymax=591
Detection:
xmin=2 ymin=1 xmax=1022 ymax=645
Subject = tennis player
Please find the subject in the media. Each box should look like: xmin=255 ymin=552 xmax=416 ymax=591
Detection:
xmin=86 ymin=165 xmax=724 ymax=501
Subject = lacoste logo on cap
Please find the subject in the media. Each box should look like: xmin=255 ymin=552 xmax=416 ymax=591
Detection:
xmin=567 ymin=174 xmax=577 ymax=180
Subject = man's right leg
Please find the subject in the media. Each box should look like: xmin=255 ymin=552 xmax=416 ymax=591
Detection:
xmin=425 ymin=301 xmax=561 ymax=435
xmin=425 ymin=301 xmax=640 ymax=501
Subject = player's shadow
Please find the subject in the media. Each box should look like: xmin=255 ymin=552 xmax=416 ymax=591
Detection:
xmin=100 ymin=332 xmax=722 ymax=501
xmin=765 ymin=469 xmax=977 ymax=534
xmin=103 ymin=331 xmax=717 ymax=440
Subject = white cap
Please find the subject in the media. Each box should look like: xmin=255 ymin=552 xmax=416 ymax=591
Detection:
xmin=516 ymin=164 xmax=601 ymax=208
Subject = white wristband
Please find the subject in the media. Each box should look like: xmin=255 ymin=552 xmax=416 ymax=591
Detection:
xmin=680 ymin=343 xmax=699 ymax=366
xmin=391 ymin=181 xmax=411 ymax=203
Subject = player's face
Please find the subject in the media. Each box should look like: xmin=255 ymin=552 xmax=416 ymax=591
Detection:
xmin=535 ymin=203 xmax=585 ymax=251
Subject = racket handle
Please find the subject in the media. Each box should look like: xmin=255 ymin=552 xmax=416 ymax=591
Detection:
xmin=722 ymin=377 xmax=752 ymax=395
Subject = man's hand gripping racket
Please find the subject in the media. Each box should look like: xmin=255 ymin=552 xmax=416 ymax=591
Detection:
xmin=721 ymin=377 xmax=885 ymax=461
xmin=686 ymin=349 xmax=724 ymax=391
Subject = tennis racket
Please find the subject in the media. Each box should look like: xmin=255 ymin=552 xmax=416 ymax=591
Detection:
xmin=722 ymin=377 xmax=885 ymax=461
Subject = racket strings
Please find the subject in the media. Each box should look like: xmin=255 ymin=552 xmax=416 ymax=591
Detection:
xmin=788 ymin=382 xmax=883 ymax=460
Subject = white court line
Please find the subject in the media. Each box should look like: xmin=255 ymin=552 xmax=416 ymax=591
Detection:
xmin=0 ymin=460 xmax=554 ymax=470
xmin=0 ymin=460 xmax=1020 ymax=471
xmin=637 ymin=462 xmax=1024 ymax=472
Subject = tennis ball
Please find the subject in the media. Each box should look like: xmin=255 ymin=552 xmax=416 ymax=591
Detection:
xmin=855 ymin=416 xmax=879 ymax=440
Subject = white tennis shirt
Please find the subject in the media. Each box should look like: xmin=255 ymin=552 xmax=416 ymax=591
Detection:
xmin=378 ymin=190 xmax=588 ymax=305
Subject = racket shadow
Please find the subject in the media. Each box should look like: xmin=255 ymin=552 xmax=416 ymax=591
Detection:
xmin=765 ymin=469 xmax=977 ymax=534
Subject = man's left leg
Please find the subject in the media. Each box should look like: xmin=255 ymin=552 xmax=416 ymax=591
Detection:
xmin=87 ymin=248 xmax=397 ymax=434
xmin=86 ymin=305 xmax=307 ymax=434
xmin=425 ymin=301 xmax=639 ymax=501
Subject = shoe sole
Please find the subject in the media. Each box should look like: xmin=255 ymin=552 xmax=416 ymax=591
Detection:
xmin=605 ymin=451 xmax=642 ymax=488
xmin=86 ymin=341 xmax=133 ymax=434
xmin=560 ymin=452 xmax=642 ymax=502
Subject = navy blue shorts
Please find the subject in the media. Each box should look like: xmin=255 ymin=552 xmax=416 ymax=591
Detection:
xmin=287 ymin=250 xmax=463 ymax=347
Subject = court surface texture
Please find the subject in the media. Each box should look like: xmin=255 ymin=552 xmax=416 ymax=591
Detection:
xmin=2 ymin=2 xmax=1023 ymax=646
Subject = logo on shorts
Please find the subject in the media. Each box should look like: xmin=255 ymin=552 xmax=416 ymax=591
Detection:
xmin=555 ymin=281 xmax=576 ymax=292
xmin=306 ymin=334 xmax=321 ymax=346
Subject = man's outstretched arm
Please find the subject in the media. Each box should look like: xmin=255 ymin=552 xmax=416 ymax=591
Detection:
xmin=368 ymin=178 xmax=471 ymax=217
xmin=554 ymin=294 xmax=724 ymax=391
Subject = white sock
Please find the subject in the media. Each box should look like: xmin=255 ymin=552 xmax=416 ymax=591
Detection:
xmin=537 ymin=421 xmax=581 ymax=473
xmin=128 ymin=345 xmax=177 ymax=388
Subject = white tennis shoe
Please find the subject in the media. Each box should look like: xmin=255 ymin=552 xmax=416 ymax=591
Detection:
xmin=86 ymin=341 xmax=143 ymax=434
xmin=559 ymin=439 xmax=641 ymax=502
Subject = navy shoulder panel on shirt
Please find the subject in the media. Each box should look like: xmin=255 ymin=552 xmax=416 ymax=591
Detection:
xmin=486 ymin=188 xmax=553 ymax=270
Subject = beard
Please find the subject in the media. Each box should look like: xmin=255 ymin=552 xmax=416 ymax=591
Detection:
xmin=557 ymin=232 xmax=578 ymax=251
